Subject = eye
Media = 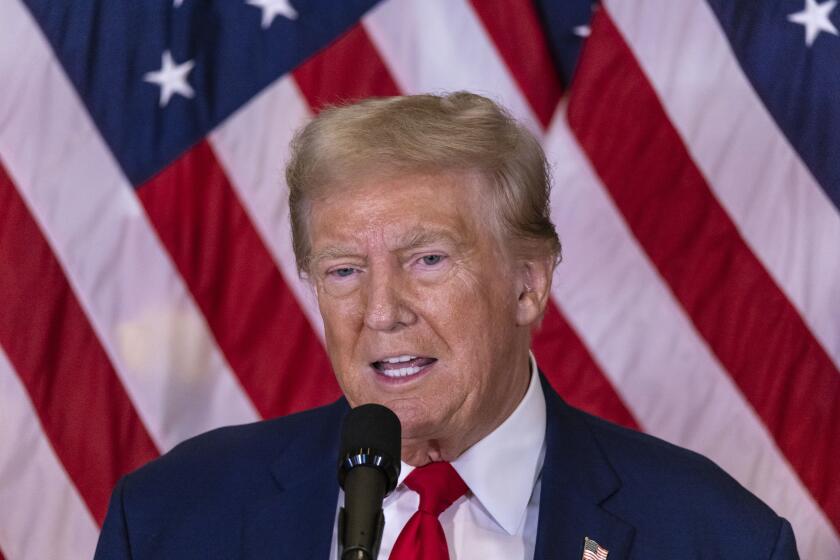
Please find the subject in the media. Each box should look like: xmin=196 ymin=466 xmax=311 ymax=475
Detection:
xmin=330 ymin=267 xmax=357 ymax=278
xmin=420 ymin=254 xmax=445 ymax=266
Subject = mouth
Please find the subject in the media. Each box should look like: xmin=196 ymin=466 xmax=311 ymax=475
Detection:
xmin=371 ymin=355 xmax=438 ymax=380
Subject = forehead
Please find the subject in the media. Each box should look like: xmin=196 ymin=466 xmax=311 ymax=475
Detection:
xmin=307 ymin=171 xmax=496 ymax=254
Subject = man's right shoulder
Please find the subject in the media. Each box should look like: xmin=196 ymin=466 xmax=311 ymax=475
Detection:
xmin=121 ymin=399 xmax=345 ymax=508
xmin=95 ymin=400 xmax=347 ymax=558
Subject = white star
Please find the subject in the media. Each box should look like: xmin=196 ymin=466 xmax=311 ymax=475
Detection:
xmin=246 ymin=0 xmax=298 ymax=29
xmin=573 ymin=25 xmax=591 ymax=38
xmin=788 ymin=0 xmax=838 ymax=47
xmin=173 ymin=0 xmax=184 ymax=6
xmin=143 ymin=50 xmax=195 ymax=107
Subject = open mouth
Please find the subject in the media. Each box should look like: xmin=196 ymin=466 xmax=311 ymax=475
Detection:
xmin=371 ymin=355 xmax=438 ymax=379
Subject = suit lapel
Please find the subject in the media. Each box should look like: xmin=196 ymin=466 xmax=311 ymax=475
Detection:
xmin=534 ymin=376 xmax=635 ymax=560
xmin=241 ymin=399 xmax=349 ymax=560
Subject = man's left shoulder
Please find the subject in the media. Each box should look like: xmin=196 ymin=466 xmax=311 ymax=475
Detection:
xmin=579 ymin=410 xmax=750 ymax=498
xmin=573 ymin=407 xmax=797 ymax=557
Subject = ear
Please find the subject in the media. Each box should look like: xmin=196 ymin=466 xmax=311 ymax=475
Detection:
xmin=515 ymin=255 xmax=555 ymax=327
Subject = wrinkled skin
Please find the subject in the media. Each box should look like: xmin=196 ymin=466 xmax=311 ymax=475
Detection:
xmin=307 ymin=171 xmax=554 ymax=465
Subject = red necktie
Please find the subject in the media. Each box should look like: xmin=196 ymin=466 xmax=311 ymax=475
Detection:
xmin=388 ymin=462 xmax=468 ymax=560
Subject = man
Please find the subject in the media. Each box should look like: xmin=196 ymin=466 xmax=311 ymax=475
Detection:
xmin=95 ymin=92 xmax=798 ymax=559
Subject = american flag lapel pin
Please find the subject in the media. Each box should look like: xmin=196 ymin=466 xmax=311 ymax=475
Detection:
xmin=582 ymin=536 xmax=609 ymax=560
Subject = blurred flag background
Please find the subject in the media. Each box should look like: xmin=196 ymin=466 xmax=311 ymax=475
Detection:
xmin=0 ymin=0 xmax=838 ymax=557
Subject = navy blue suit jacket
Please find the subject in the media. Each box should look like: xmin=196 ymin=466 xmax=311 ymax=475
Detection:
xmin=95 ymin=377 xmax=798 ymax=558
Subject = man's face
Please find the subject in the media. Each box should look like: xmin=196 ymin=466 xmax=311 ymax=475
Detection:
xmin=308 ymin=172 xmax=536 ymax=461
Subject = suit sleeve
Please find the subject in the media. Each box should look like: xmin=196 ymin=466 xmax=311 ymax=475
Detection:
xmin=769 ymin=518 xmax=799 ymax=560
xmin=93 ymin=477 xmax=133 ymax=560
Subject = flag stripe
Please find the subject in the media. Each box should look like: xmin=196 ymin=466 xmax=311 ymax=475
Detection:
xmin=533 ymin=302 xmax=640 ymax=429
xmin=0 ymin=161 xmax=159 ymax=524
xmin=136 ymin=140 xmax=341 ymax=419
xmin=209 ymin=76 xmax=324 ymax=340
xmin=0 ymin=0 xmax=260 ymax=453
xmin=293 ymin=24 xmax=400 ymax=112
xmin=606 ymin=0 xmax=840 ymax=376
xmin=569 ymin=8 xmax=840 ymax=533
xmin=363 ymin=0 xmax=542 ymax=134
xmin=467 ymin=0 xmax=563 ymax=127
xmin=545 ymin=107 xmax=839 ymax=559
xmin=0 ymin=346 xmax=99 ymax=560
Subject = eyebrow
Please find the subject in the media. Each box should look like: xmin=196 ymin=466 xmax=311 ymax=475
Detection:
xmin=394 ymin=228 xmax=461 ymax=253
xmin=308 ymin=246 xmax=363 ymax=266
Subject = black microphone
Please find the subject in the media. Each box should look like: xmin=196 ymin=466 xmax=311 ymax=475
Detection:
xmin=337 ymin=404 xmax=401 ymax=560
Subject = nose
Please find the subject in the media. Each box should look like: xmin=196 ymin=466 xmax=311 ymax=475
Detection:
xmin=363 ymin=263 xmax=416 ymax=331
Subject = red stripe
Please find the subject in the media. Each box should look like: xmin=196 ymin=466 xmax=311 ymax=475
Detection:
xmin=293 ymin=21 xmax=638 ymax=433
xmin=532 ymin=300 xmax=640 ymax=430
xmin=569 ymin=9 xmax=840 ymax=530
xmin=0 ymin=161 xmax=159 ymax=525
xmin=137 ymin=141 xmax=341 ymax=418
xmin=293 ymin=24 xmax=400 ymax=111
xmin=468 ymin=0 xmax=563 ymax=127
xmin=534 ymin=300 xmax=640 ymax=430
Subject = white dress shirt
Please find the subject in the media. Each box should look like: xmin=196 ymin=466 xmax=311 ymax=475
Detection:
xmin=331 ymin=354 xmax=547 ymax=559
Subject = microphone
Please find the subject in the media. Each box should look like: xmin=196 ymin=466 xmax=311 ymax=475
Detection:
xmin=337 ymin=404 xmax=401 ymax=560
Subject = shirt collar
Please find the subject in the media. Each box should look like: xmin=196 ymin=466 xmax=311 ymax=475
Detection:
xmin=389 ymin=354 xmax=546 ymax=534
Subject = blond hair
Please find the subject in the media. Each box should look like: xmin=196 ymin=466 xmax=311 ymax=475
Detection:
xmin=285 ymin=92 xmax=561 ymax=273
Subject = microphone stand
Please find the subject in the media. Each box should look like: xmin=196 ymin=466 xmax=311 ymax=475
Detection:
xmin=337 ymin=484 xmax=385 ymax=559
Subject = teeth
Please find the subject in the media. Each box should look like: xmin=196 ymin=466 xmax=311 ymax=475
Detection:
xmin=382 ymin=355 xmax=416 ymax=364
xmin=381 ymin=366 xmax=423 ymax=378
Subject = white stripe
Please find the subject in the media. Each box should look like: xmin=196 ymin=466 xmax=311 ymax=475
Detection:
xmin=605 ymin=0 xmax=840 ymax=373
xmin=363 ymin=0 xmax=542 ymax=136
xmin=209 ymin=77 xmax=324 ymax=340
xmin=363 ymin=1 xmax=838 ymax=556
xmin=0 ymin=347 xmax=100 ymax=560
xmin=0 ymin=0 xmax=259 ymax=453
xmin=546 ymin=111 xmax=839 ymax=558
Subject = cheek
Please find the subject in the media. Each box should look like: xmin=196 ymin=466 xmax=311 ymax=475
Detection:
xmin=320 ymin=302 xmax=367 ymax=406
xmin=446 ymin=267 xmax=515 ymax=322
xmin=437 ymin=273 xmax=520 ymax=385
xmin=318 ymin=296 xmax=364 ymax=361
xmin=417 ymin=272 xmax=511 ymax=355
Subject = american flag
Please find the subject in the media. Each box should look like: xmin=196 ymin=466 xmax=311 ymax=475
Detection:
xmin=0 ymin=0 xmax=837 ymax=558
xmin=582 ymin=537 xmax=609 ymax=560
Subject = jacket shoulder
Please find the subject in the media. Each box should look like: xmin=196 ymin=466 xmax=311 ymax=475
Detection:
xmin=121 ymin=400 xmax=344 ymax=513
xmin=96 ymin=401 xmax=346 ymax=558
xmin=573 ymin=408 xmax=794 ymax=557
